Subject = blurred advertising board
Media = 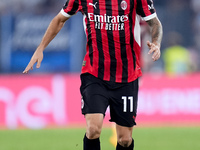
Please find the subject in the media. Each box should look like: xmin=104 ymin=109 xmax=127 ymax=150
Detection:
xmin=137 ymin=74 xmax=200 ymax=126
xmin=0 ymin=73 xmax=200 ymax=129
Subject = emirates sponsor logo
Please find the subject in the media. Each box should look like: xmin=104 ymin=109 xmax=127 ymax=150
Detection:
xmin=88 ymin=13 xmax=129 ymax=31
xmin=121 ymin=0 xmax=127 ymax=10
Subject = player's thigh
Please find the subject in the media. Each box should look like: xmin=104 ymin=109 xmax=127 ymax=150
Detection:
xmin=80 ymin=73 xmax=109 ymax=115
xmin=109 ymin=79 xmax=139 ymax=127
xmin=85 ymin=113 xmax=104 ymax=129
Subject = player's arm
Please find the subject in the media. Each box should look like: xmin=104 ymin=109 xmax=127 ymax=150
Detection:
xmin=23 ymin=13 xmax=69 ymax=73
xmin=146 ymin=17 xmax=163 ymax=61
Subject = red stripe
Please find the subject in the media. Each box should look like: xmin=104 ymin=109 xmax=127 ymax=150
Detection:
xmin=132 ymin=10 xmax=143 ymax=80
xmin=130 ymin=11 xmax=137 ymax=79
xmin=81 ymin=16 xmax=92 ymax=74
xmin=124 ymin=0 xmax=134 ymax=82
xmin=132 ymin=9 xmax=142 ymax=79
xmin=82 ymin=0 xmax=99 ymax=77
xmin=131 ymin=9 xmax=138 ymax=81
xmin=78 ymin=0 xmax=83 ymax=13
xmin=133 ymin=38 xmax=142 ymax=78
xmin=112 ymin=0 xmax=122 ymax=82
xmin=64 ymin=0 xmax=75 ymax=13
xmin=141 ymin=0 xmax=152 ymax=16
xmin=100 ymin=0 xmax=111 ymax=81
xmin=88 ymin=0 xmax=99 ymax=77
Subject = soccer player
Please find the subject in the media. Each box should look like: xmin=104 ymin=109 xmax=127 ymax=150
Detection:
xmin=23 ymin=0 xmax=163 ymax=150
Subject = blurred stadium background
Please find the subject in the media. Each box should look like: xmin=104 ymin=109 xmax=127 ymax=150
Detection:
xmin=0 ymin=0 xmax=200 ymax=150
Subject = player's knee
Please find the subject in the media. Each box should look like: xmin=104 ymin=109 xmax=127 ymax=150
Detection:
xmin=118 ymin=136 xmax=132 ymax=147
xmin=86 ymin=124 xmax=101 ymax=139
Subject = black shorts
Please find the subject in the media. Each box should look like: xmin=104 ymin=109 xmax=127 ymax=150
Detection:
xmin=80 ymin=73 xmax=139 ymax=127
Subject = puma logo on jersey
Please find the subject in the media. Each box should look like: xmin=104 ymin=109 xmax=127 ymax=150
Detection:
xmin=89 ymin=2 xmax=98 ymax=9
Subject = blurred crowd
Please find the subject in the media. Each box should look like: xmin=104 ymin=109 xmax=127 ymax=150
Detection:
xmin=140 ymin=0 xmax=200 ymax=75
xmin=0 ymin=0 xmax=199 ymax=75
xmin=0 ymin=0 xmax=64 ymax=14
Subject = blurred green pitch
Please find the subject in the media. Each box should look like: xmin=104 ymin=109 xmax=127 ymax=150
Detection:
xmin=0 ymin=127 xmax=200 ymax=150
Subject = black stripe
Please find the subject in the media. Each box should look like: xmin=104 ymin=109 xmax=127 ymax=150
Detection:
xmin=81 ymin=0 xmax=93 ymax=66
xmin=136 ymin=0 xmax=146 ymax=17
xmin=129 ymin=2 xmax=136 ymax=70
xmin=94 ymin=0 xmax=104 ymax=79
xmin=67 ymin=0 xmax=79 ymax=15
xmin=118 ymin=0 xmax=128 ymax=82
xmin=63 ymin=1 xmax=70 ymax=9
xmin=106 ymin=0 xmax=116 ymax=82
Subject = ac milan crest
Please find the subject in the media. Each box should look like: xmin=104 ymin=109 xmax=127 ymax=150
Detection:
xmin=81 ymin=97 xmax=84 ymax=109
xmin=121 ymin=0 xmax=127 ymax=10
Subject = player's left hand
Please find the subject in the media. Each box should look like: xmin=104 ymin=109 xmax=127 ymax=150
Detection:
xmin=147 ymin=41 xmax=161 ymax=61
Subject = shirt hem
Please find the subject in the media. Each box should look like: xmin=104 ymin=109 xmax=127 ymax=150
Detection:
xmin=81 ymin=71 xmax=142 ymax=83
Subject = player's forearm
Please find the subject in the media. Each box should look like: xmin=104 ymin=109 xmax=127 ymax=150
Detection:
xmin=146 ymin=17 xmax=163 ymax=47
xmin=38 ymin=15 xmax=66 ymax=50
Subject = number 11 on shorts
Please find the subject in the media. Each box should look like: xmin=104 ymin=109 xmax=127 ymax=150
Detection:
xmin=122 ymin=96 xmax=133 ymax=112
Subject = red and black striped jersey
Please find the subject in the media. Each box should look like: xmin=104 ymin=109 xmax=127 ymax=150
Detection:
xmin=61 ymin=0 xmax=157 ymax=83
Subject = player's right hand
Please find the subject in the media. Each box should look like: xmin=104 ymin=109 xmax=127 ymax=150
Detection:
xmin=23 ymin=49 xmax=43 ymax=74
xmin=147 ymin=41 xmax=161 ymax=61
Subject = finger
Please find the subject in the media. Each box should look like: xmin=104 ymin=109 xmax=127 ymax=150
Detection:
xmin=148 ymin=46 xmax=156 ymax=55
xmin=152 ymin=51 xmax=160 ymax=61
xmin=155 ymin=53 xmax=161 ymax=61
xmin=23 ymin=67 xmax=30 ymax=74
xmin=152 ymin=49 xmax=159 ymax=58
xmin=147 ymin=41 xmax=152 ymax=48
xmin=23 ymin=69 xmax=28 ymax=74
xmin=36 ymin=59 xmax=41 ymax=68
xmin=23 ymin=59 xmax=36 ymax=73
xmin=148 ymin=43 xmax=157 ymax=55
xmin=152 ymin=54 xmax=158 ymax=61
xmin=23 ymin=66 xmax=31 ymax=73
xmin=153 ymin=56 xmax=159 ymax=61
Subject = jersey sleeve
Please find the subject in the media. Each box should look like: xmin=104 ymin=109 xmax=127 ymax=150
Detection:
xmin=60 ymin=0 xmax=81 ymax=18
xmin=136 ymin=0 xmax=157 ymax=21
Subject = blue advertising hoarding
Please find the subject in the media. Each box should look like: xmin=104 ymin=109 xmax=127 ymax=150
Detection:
xmin=0 ymin=12 xmax=85 ymax=73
